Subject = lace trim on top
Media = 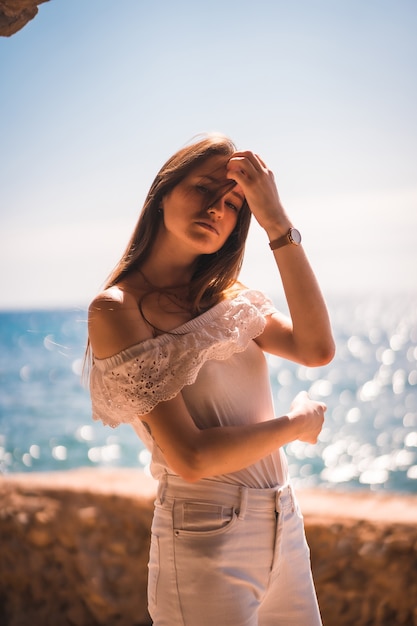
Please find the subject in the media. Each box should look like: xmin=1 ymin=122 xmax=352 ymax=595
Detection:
xmin=90 ymin=289 xmax=276 ymax=427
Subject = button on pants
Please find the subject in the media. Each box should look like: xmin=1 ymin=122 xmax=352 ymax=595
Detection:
xmin=148 ymin=475 xmax=322 ymax=626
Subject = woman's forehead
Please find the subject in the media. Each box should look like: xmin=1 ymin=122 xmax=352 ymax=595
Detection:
xmin=192 ymin=154 xmax=229 ymax=177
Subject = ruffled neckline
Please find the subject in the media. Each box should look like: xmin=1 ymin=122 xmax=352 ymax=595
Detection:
xmin=90 ymin=287 xmax=276 ymax=420
xmin=93 ymin=289 xmax=259 ymax=368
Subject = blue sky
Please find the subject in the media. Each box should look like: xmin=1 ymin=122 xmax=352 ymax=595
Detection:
xmin=1 ymin=0 xmax=416 ymax=308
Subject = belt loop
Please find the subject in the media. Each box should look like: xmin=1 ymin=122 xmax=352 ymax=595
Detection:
xmin=238 ymin=487 xmax=248 ymax=520
xmin=275 ymin=489 xmax=281 ymax=515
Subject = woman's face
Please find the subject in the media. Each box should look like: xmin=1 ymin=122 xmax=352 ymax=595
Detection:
xmin=160 ymin=155 xmax=245 ymax=256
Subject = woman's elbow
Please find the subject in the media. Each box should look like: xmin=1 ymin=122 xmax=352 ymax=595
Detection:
xmin=303 ymin=339 xmax=336 ymax=367
xmin=167 ymin=445 xmax=209 ymax=483
xmin=323 ymin=337 xmax=336 ymax=364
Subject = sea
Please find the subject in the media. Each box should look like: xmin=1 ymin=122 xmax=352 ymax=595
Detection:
xmin=1 ymin=293 xmax=416 ymax=494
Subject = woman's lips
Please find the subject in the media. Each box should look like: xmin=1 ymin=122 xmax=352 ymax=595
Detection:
xmin=195 ymin=221 xmax=219 ymax=235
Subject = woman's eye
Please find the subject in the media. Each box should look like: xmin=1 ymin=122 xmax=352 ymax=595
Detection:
xmin=196 ymin=185 xmax=210 ymax=195
xmin=226 ymin=201 xmax=239 ymax=212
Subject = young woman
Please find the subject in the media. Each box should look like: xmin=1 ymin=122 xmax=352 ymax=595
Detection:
xmin=88 ymin=134 xmax=335 ymax=626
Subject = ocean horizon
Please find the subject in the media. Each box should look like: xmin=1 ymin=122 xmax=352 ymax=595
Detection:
xmin=1 ymin=292 xmax=416 ymax=494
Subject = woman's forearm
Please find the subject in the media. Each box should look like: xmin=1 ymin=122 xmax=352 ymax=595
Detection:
xmin=187 ymin=415 xmax=297 ymax=482
xmin=144 ymin=391 xmax=325 ymax=482
xmin=271 ymin=242 xmax=335 ymax=365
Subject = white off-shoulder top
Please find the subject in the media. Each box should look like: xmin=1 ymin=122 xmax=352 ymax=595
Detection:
xmin=90 ymin=289 xmax=289 ymax=488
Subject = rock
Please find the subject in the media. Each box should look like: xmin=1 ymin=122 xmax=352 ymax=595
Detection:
xmin=0 ymin=468 xmax=155 ymax=626
xmin=299 ymin=492 xmax=417 ymax=626
xmin=1 ymin=468 xmax=417 ymax=626
xmin=0 ymin=0 xmax=49 ymax=37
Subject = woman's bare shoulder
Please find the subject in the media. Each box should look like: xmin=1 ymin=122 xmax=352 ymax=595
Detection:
xmin=88 ymin=286 xmax=153 ymax=359
xmin=89 ymin=285 xmax=136 ymax=310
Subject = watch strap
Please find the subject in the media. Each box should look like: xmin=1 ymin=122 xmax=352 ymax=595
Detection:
xmin=269 ymin=228 xmax=301 ymax=250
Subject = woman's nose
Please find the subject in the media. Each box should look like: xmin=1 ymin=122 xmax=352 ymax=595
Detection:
xmin=207 ymin=200 xmax=224 ymax=218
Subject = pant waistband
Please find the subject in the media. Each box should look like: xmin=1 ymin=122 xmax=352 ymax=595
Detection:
xmin=156 ymin=474 xmax=295 ymax=520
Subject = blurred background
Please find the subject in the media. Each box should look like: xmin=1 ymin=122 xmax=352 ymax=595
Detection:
xmin=1 ymin=0 xmax=416 ymax=491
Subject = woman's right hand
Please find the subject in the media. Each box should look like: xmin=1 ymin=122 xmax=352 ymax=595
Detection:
xmin=288 ymin=391 xmax=326 ymax=444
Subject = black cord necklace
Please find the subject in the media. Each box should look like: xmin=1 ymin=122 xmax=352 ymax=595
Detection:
xmin=137 ymin=268 xmax=191 ymax=312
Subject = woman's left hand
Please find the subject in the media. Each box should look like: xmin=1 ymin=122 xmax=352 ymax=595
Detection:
xmin=226 ymin=151 xmax=291 ymax=237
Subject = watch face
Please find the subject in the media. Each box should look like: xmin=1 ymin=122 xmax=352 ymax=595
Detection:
xmin=289 ymin=228 xmax=302 ymax=245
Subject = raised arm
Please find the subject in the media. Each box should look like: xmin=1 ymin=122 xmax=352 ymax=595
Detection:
xmin=227 ymin=151 xmax=335 ymax=367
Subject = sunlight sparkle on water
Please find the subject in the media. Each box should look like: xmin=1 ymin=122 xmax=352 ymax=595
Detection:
xmin=29 ymin=444 xmax=40 ymax=458
xmin=51 ymin=445 xmax=67 ymax=461
xmin=75 ymin=425 xmax=94 ymax=442
xmin=407 ymin=466 xmax=417 ymax=479
xmin=22 ymin=453 xmax=32 ymax=467
xmin=346 ymin=407 xmax=361 ymax=423
xmin=359 ymin=469 xmax=389 ymax=485
xmin=405 ymin=432 xmax=417 ymax=447
xmin=309 ymin=379 xmax=333 ymax=398
xmin=321 ymin=464 xmax=358 ymax=484
xmin=87 ymin=443 xmax=120 ymax=463
xmin=71 ymin=358 xmax=84 ymax=376
xmin=138 ymin=449 xmax=152 ymax=475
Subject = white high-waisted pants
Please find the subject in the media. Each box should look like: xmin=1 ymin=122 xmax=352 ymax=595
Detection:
xmin=148 ymin=475 xmax=322 ymax=626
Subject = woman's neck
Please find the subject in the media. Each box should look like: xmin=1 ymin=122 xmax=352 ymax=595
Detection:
xmin=138 ymin=227 xmax=201 ymax=289
xmin=138 ymin=263 xmax=194 ymax=290
xmin=138 ymin=242 xmax=198 ymax=289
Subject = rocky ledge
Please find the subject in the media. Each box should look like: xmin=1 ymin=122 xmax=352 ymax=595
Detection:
xmin=1 ymin=468 xmax=417 ymax=626
xmin=0 ymin=0 xmax=49 ymax=37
